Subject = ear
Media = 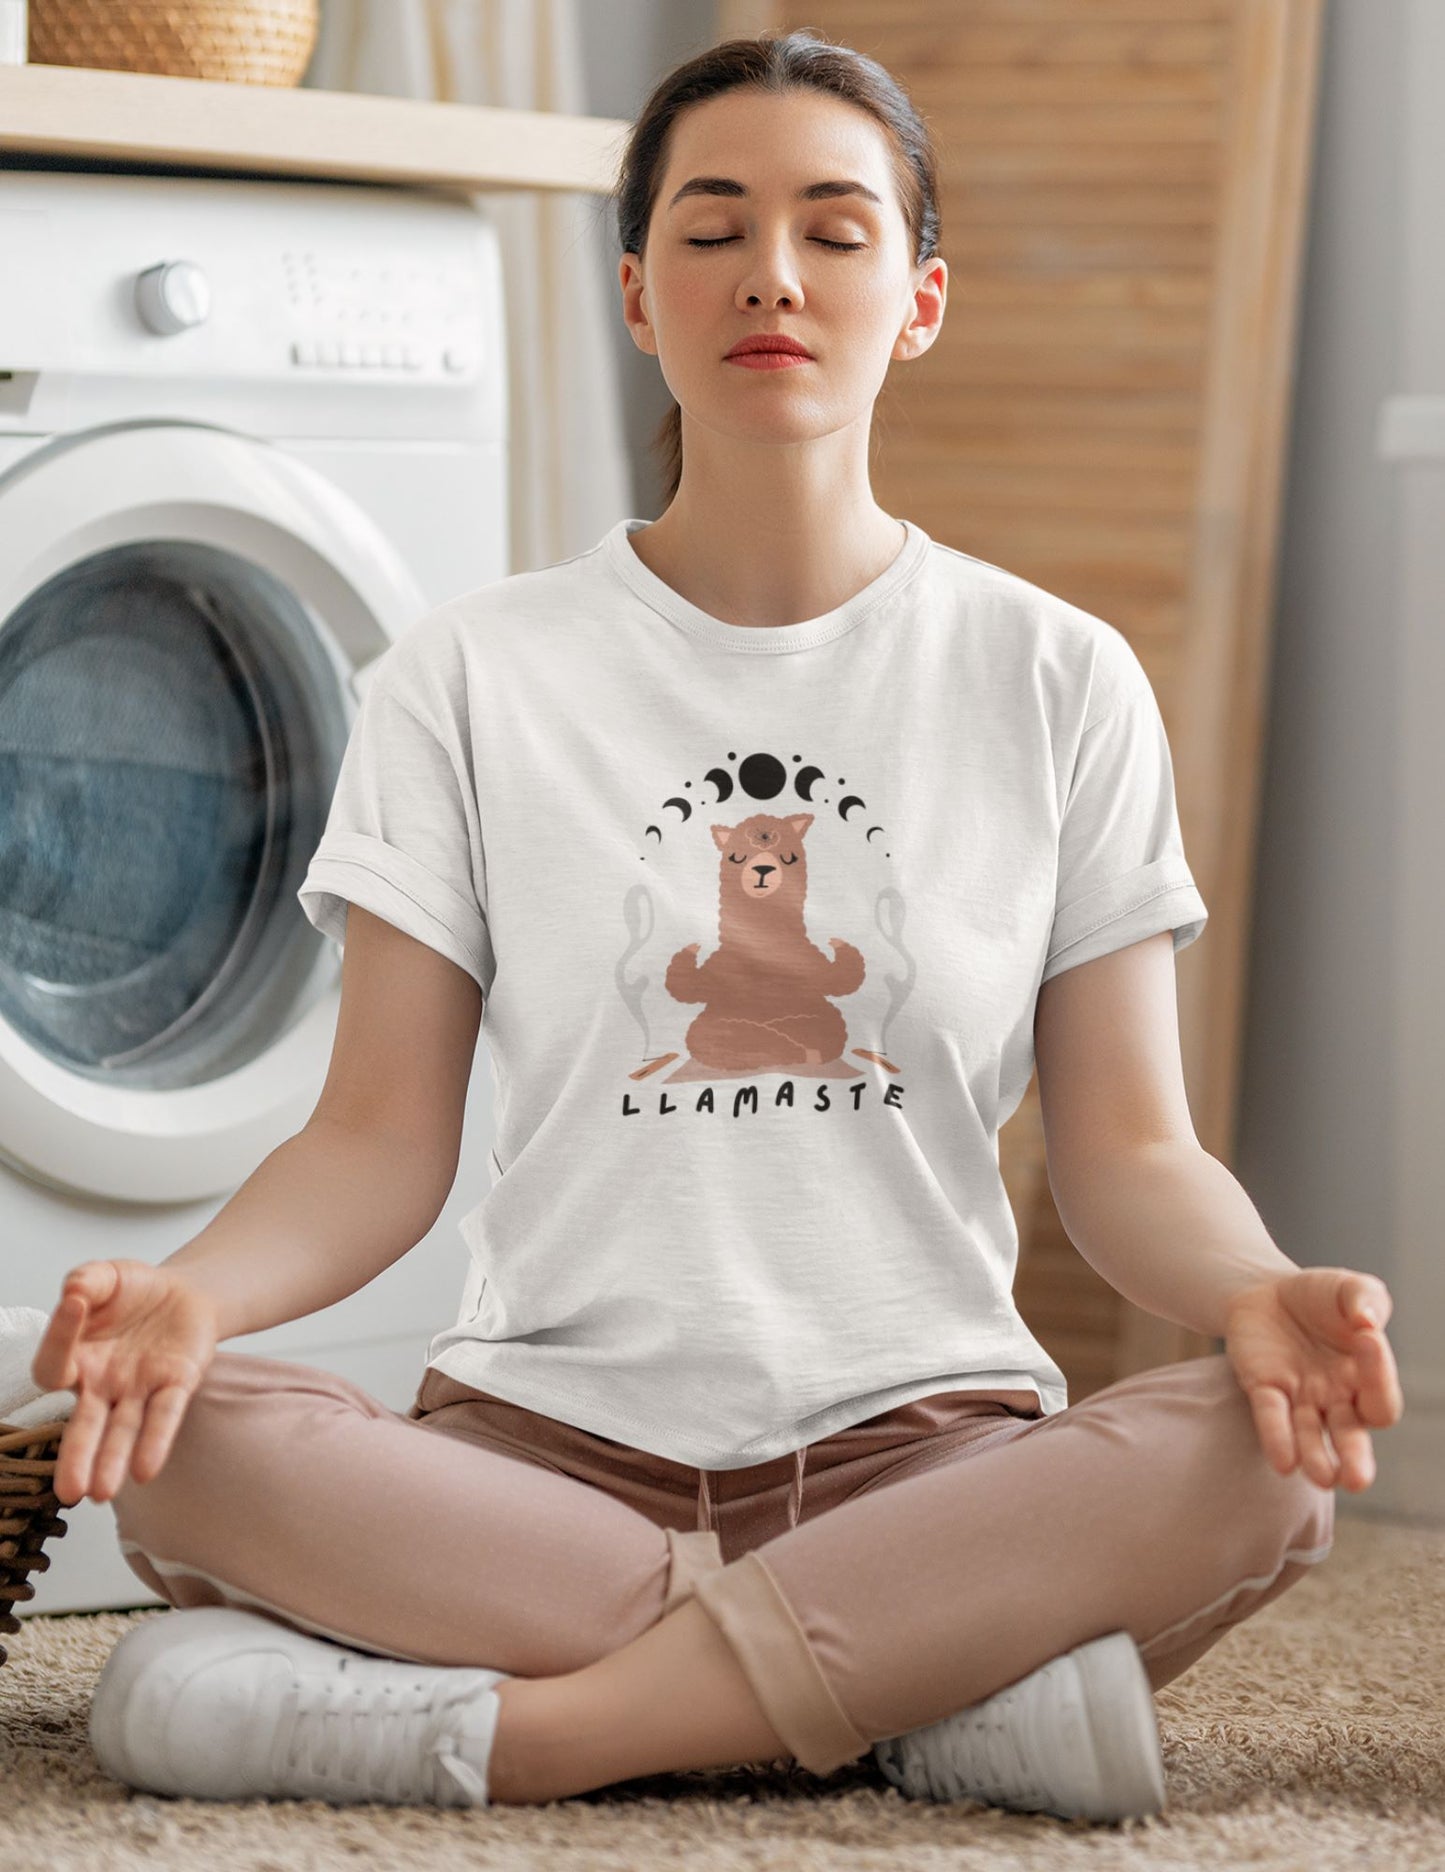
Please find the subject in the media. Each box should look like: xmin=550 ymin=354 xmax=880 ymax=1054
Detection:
xmin=711 ymin=823 xmax=734 ymax=852
xmin=786 ymin=814 xmax=814 ymax=838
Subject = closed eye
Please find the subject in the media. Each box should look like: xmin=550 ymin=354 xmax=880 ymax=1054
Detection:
xmin=687 ymin=237 xmax=865 ymax=251
xmin=780 ymin=854 xmax=799 ymax=865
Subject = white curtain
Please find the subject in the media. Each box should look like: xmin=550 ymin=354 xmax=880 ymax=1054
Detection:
xmin=303 ymin=0 xmax=634 ymax=575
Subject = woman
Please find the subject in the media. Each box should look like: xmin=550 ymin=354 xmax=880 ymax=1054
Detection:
xmin=37 ymin=30 xmax=1401 ymax=1823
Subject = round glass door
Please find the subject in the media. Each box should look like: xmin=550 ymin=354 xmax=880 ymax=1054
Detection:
xmin=0 ymin=537 xmax=350 ymax=1088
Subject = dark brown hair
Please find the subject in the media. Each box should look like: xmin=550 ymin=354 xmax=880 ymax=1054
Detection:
xmin=612 ymin=29 xmax=941 ymax=509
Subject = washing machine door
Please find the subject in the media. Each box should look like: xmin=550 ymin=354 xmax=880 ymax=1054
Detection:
xmin=0 ymin=422 xmax=430 ymax=1202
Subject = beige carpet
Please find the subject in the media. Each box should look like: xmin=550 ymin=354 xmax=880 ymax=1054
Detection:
xmin=2 ymin=1508 xmax=1441 ymax=1870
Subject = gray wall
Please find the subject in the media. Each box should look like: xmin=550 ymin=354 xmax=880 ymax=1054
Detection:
xmin=1236 ymin=0 xmax=1440 ymax=1518
xmin=1236 ymin=3 xmax=1402 ymax=1282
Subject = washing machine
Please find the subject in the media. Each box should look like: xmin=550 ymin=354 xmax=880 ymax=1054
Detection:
xmin=0 ymin=165 xmax=509 ymax=1614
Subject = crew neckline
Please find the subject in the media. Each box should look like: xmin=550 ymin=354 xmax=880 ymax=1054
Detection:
xmin=601 ymin=514 xmax=931 ymax=653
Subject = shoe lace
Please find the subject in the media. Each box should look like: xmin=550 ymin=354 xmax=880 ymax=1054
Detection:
xmin=270 ymin=1659 xmax=491 ymax=1805
xmin=933 ymin=1689 xmax=1051 ymax=1808
xmin=883 ymin=1679 xmax=1054 ymax=1810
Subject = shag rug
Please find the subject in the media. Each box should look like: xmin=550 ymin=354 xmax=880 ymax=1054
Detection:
xmin=1 ymin=1507 xmax=1440 ymax=1870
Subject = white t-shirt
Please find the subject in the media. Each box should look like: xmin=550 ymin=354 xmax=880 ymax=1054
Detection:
xmin=297 ymin=515 xmax=1208 ymax=1468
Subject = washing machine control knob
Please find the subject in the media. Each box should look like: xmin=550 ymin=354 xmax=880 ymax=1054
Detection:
xmin=134 ymin=260 xmax=212 ymax=335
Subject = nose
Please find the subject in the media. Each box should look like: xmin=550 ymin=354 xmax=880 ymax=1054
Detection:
xmin=751 ymin=864 xmax=775 ymax=884
xmin=736 ymin=237 xmax=803 ymax=312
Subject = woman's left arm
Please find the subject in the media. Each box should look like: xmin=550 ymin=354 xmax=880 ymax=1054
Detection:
xmin=1033 ymin=931 xmax=1404 ymax=1491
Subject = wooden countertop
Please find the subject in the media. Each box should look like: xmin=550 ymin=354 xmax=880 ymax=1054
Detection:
xmin=0 ymin=61 xmax=629 ymax=195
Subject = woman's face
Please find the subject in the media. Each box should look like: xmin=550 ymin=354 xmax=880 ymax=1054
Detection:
xmin=621 ymin=86 xmax=944 ymax=453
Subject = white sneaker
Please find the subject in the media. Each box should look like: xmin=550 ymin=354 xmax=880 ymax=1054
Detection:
xmin=88 ymin=1606 xmax=511 ymax=1807
xmin=872 ymin=1629 xmax=1166 ymax=1822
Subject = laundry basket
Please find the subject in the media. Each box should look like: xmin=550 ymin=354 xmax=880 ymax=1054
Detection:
xmin=0 ymin=1418 xmax=69 ymax=1667
xmin=29 ymin=0 xmax=319 ymax=86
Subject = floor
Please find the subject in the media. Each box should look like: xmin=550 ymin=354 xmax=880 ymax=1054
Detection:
xmin=1 ymin=1509 xmax=1440 ymax=1870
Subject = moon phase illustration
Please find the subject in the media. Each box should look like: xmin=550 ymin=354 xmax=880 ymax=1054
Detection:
xmin=644 ymin=754 xmax=885 ymax=852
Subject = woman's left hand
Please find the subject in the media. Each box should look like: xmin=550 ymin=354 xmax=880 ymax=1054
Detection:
xmin=1224 ymin=1268 xmax=1404 ymax=1492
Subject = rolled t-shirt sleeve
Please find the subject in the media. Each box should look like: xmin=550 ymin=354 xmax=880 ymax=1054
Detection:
xmin=296 ymin=646 xmax=495 ymax=996
xmin=1041 ymin=643 xmax=1208 ymax=984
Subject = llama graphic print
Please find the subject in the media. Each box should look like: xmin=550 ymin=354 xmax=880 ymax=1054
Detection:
xmin=615 ymin=749 xmax=918 ymax=1099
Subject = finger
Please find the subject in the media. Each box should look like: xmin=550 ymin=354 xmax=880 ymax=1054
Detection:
xmin=129 ymin=1384 xmax=194 ymax=1485
xmin=32 ymin=1291 xmax=86 ymax=1392
xmin=1344 ymin=1276 xmax=1392 ymax=1332
xmin=1353 ymin=1330 xmax=1406 ymax=1428
xmin=1249 ymin=1384 xmax=1299 ymax=1474
xmin=1293 ymin=1399 xmax=1339 ymax=1488
xmin=1326 ymin=1404 xmax=1375 ymax=1492
xmin=36 ymin=1263 xmax=122 ymax=1390
xmin=53 ymin=1389 xmax=110 ymax=1507
xmin=88 ymin=1393 xmax=147 ymax=1504
xmin=64 ymin=1262 xmax=121 ymax=1323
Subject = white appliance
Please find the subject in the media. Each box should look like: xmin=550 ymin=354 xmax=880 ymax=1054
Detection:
xmin=0 ymin=166 xmax=509 ymax=1614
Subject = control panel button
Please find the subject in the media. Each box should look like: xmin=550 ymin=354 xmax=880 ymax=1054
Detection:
xmin=135 ymin=260 xmax=212 ymax=335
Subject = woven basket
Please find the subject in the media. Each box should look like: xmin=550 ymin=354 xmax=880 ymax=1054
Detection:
xmin=29 ymin=0 xmax=320 ymax=86
xmin=0 ymin=1418 xmax=70 ymax=1668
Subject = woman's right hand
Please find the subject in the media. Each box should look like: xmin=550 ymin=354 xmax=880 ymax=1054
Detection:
xmin=31 ymin=1260 xmax=221 ymax=1507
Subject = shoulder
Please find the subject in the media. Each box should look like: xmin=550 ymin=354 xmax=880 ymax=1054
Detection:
xmin=921 ymin=536 xmax=1153 ymax=728
xmin=411 ymin=536 xmax=611 ymax=660
xmin=363 ymin=537 xmax=614 ymax=713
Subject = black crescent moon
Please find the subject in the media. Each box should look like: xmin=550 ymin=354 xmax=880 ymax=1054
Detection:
xmin=662 ymin=797 xmax=692 ymax=820
xmin=644 ymin=825 xmax=663 ymax=841
xmin=795 ymin=764 xmax=825 ymax=800
xmin=703 ymin=767 xmax=734 ymax=802
xmin=838 ymin=795 xmax=866 ymax=819
xmin=865 ymin=825 xmax=885 ymax=842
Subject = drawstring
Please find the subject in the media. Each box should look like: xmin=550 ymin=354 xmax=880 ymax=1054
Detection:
xmin=695 ymin=1446 xmax=808 ymax=1535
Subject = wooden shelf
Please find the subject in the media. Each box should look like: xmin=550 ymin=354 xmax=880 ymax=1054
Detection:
xmin=0 ymin=61 xmax=629 ymax=196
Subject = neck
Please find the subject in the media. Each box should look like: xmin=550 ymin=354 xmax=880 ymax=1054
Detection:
xmin=630 ymin=448 xmax=905 ymax=630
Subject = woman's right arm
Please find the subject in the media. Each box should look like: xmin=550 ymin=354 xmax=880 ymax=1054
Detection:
xmin=164 ymin=904 xmax=484 ymax=1340
xmin=159 ymin=1113 xmax=463 ymax=1343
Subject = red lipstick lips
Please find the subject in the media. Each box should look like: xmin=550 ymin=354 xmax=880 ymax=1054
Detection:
xmin=724 ymin=333 xmax=814 ymax=369
xmin=725 ymin=333 xmax=813 ymax=357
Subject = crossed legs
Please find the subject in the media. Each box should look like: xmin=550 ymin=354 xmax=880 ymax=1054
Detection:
xmin=111 ymin=1351 xmax=1335 ymax=1804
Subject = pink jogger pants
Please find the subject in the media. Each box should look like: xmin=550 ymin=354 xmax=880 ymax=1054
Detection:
xmin=110 ymin=1349 xmax=1335 ymax=1776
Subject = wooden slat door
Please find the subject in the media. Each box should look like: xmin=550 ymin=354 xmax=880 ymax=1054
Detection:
xmin=720 ymin=0 xmax=1325 ymax=1395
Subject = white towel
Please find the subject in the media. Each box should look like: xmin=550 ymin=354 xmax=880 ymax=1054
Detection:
xmin=0 ymin=1304 xmax=76 ymax=1431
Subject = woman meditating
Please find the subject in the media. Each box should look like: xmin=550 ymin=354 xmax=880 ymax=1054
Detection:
xmin=33 ymin=29 xmax=1401 ymax=1823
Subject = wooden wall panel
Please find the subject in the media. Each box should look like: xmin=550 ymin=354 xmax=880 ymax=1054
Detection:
xmin=743 ymin=0 xmax=1325 ymax=1396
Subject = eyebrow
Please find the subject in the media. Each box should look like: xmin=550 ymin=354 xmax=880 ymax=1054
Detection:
xmin=666 ymin=176 xmax=884 ymax=211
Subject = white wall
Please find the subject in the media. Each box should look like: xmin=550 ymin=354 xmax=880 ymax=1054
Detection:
xmin=575 ymin=0 xmax=720 ymax=518
xmin=1236 ymin=0 xmax=1441 ymax=1523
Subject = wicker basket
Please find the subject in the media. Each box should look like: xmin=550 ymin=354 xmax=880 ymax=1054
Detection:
xmin=0 ymin=1418 xmax=70 ymax=1668
xmin=29 ymin=0 xmax=319 ymax=86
